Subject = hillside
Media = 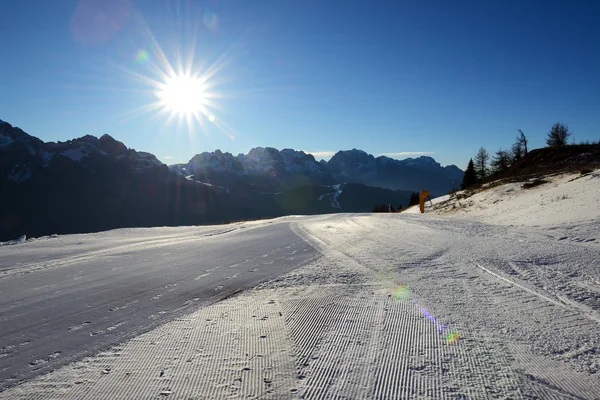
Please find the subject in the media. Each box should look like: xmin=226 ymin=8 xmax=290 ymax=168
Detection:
xmin=405 ymin=144 xmax=600 ymax=218
xmin=485 ymin=144 xmax=600 ymax=183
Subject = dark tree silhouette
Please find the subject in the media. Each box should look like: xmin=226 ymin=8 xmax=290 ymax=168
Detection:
xmin=474 ymin=147 xmax=489 ymax=180
xmin=511 ymin=141 xmax=523 ymax=162
xmin=517 ymin=129 xmax=528 ymax=154
xmin=546 ymin=122 xmax=572 ymax=146
xmin=490 ymin=149 xmax=511 ymax=173
xmin=408 ymin=192 xmax=420 ymax=207
xmin=372 ymin=204 xmax=387 ymax=212
xmin=461 ymin=158 xmax=477 ymax=189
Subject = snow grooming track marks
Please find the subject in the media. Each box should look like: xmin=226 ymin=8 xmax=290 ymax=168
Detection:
xmin=372 ymin=297 xmax=445 ymax=399
xmin=0 ymin=291 xmax=300 ymax=400
xmin=3 ymin=213 xmax=600 ymax=399
xmin=0 ymin=224 xmax=252 ymax=279
xmin=290 ymin=219 xmax=521 ymax=398
xmin=296 ymin=214 xmax=600 ymax=398
xmin=283 ymin=289 xmax=387 ymax=399
xmin=511 ymin=345 xmax=599 ymax=400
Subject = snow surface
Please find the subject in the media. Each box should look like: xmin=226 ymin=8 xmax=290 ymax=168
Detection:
xmin=0 ymin=133 xmax=14 ymax=148
xmin=41 ymin=151 xmax=54 ymax=163
xmin=2 ymin=171 xmax=600 ymax=399
xmin=61 ymin=147 xmax=88 ymax=162
xmin=317 ymin=184 xmax=343 ymax=209
xmin=405 ymin=170 xmax=600 ymax=227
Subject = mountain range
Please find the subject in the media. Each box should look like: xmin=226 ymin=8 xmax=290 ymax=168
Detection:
xmin=0 ymin=119 xmax=462 ymax=241
xmin=170 ymin=147 xmax=463 ymax=195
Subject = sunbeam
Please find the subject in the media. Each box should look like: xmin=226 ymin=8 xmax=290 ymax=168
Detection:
xmin=113 ymin=6 xmax=238 ymax=144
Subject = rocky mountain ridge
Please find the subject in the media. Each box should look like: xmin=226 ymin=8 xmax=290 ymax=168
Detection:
xmin=0 ymin=119 xmax=456 ymax=241
xmin=170 ymin=147 xmax=463 ymax=196
xmin=0 ymin=119 xmax=165 ymax=183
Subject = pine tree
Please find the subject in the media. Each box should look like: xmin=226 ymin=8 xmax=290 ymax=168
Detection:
xmin=474 ymin=147 xmax=489 ymax=181
xmin=372 ymin=204 xmax=387 ymax=212
xmin=517 ymin=129 xmax=528 ymax=154
xmin=490 ymin=149 xmax=511 ymax=174
xmin=511 ymin=142 xmax=523 ymax=162
xmin=546 ymin=122 xmax=571 ymax=146
xmin=461 ymin=158 xmax=477 ymax=189
xmin=408 ymin=192 xmax=420 ymax=207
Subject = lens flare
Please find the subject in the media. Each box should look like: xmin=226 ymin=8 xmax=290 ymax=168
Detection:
xmin=445 ymin=329 xmax=460 ymax=344
xmin=134 ymin=49 xmax=149 ymax=64
xmin=392 ymin=283 xmax=411 ymax=300
xmin=203 ymin=9 xmax=218 ymax=30
xmin=71 ymin=0 xmax=131 ymax=45
xmin=389 ymin=282 xmax=460 ymax=345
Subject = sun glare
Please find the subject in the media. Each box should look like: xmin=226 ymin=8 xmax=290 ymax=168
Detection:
xmin=157 ymin=75 xmax=207 ymax=116
xmin=115 ymin=9 xmax=241 ymax=141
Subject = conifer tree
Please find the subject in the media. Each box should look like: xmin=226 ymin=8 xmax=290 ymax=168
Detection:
xmin=474 ymin=147 xmax=489 ymax=180
xmin=517 ymin=129 xmax=528 ymax=154
xmin=546 ymin=122 xmax=571 ymax=146
xmin=461 ymin=158 xmax=477 ymax=189
xmin=511 ymin=142 xmax=523 ymax=162
xmin=490 ymin=149 xmax=511 ymax=174
xmin=408 ymin=192 xmax=420 ymax=207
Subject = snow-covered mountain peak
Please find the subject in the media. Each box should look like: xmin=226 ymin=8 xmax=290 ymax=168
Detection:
xmin=171 ymin=146 xmax=462 ymax=195
xmin=1 ymin=125 xmax=164 ymax=183
xmin=280 ymin=148 xmax=320 ymax=172
xmin=328 ymin=149 xmax=376 ymax=176
xmin=399 ymin=155 xmax=441 ymax=169
xmin=189 ymin=150 xmax=237 ymax=172
xmin=0 ymin=120 xmax=43 ymax=152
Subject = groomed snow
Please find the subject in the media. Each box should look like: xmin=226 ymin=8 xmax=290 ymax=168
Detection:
xmin=1 ymin=170 xmax=599 ymax=399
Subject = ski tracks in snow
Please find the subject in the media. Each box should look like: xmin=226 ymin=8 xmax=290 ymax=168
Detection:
xmin=2 ymin=213 xmax=600 ymax=399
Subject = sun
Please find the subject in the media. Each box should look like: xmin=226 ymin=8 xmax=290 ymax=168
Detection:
xmin=156 ymin=74 xmax=207 ymax=116
xmin=116 ymin=17 xmax=240 ymax=140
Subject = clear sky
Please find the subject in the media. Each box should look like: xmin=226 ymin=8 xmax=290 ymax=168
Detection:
xmin=1 ymin=0 xmax=599 ymax=168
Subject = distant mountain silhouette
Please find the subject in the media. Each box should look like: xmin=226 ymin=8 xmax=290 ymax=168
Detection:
xmin=327 ymin=149 xmax=463 ymax=195
xmin=0 ymin=120 xmax=425 ymax=241
xmin=170 ymin=148 xmax=463 ymax=196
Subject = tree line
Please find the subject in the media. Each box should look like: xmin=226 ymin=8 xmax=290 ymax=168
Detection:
xmin=461 ymin=122 xmax=598 ymax=189
xmin=372 ymin=191 xmax=421 ymax=213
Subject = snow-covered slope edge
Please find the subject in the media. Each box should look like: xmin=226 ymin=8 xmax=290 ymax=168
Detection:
xmin=405 ymin=169 xmax=600 ymax=229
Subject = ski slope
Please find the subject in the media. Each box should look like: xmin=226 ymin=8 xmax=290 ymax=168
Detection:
xmin=1 ymin=170 xmax=599 ymax=399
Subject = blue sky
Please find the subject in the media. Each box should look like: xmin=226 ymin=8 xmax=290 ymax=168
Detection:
xmin=1 ymin=0 xmax=599 ymax=169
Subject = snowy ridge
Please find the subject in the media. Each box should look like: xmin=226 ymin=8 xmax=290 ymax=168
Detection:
xmin=170 ymin=147 xmax=463 ymax=196
xmin=0 ymin=120 xmax=164 ymax=183
xmin=182 ymin=147 xmax=325 ymax=176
